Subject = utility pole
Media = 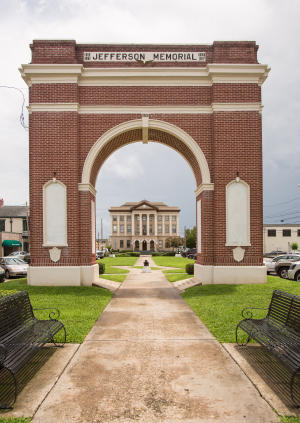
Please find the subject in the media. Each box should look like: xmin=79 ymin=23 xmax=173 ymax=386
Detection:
xmin=101 ymin=218 xmax=103 ymax=240
xmin=184 ymin=226 xmax=186 ymax=248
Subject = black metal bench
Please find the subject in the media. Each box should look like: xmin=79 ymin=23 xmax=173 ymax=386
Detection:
xmin=0 ymin=291 xmax=66 ymax=408
xmin=236 ymin=289 xmax=300 ymax=405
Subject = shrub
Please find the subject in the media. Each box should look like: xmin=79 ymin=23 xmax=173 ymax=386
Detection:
xmin=98 ymin=262 xmax=105 ymax=274
xmin=185 ymin=263 xmax=194 ymax=275
xmin=115 ymin=252 xmax=140 ymax=257
xmin=163 ymin=252 xmax=176 ymax=256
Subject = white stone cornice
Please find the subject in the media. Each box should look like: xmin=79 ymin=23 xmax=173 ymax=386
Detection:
xmin=195 ymin=183 xmax=215 ymax=196
xmin=19 ymin=64 xmax=83 ymax=86
xmin=27 ymin=103 xmax=262 ymax=114
xmin=19 ymin=63 xmax=270 ymax=87
xmin=78 ymin=183 xmax=97 ymax=196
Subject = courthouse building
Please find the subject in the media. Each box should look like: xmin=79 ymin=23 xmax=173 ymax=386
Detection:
xmin=109 ymin=200 xmax=180 ymax=251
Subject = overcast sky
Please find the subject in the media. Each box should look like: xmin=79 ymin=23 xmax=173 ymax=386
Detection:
xmin=0 ymin=0 xmax=300 ymax=238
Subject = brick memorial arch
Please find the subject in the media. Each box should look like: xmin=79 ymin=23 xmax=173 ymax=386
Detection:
xmin=20 ymin=40 xmax=269 ymax=286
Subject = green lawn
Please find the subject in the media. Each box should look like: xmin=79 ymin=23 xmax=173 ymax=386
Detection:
xmin=182 ymin=275 xmax=300 ymax=343
xmin=104 ymin=266 xmax=129 ymax=274
xmin=100 ymin=274 xmax=127 ymax=283
xmin=281 ymin=418 xmax=300 ymax=423
xmin=99 ymin=257 xmax=138 ymax=266
xmin=152 ymin=256 xmax=195 ymax=269
xmin=163 ymin=268 xmax=185 ymax=274
xmin=165 ymin=273 xmax=192 ymax=283
xmin=0 ymin=279 xmax=112 ymax=343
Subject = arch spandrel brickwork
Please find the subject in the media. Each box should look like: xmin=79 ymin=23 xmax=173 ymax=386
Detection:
xmin=21 ymin=40 xmax=269 ymax=286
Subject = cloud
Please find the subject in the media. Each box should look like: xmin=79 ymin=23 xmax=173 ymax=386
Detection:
xmin=102 ymin=151 xmax=144 ymax=180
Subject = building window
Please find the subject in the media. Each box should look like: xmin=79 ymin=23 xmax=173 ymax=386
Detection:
xmin=172 ymin=224 xmax=176 ymax=234
xmin=142 ymin=215 xmax=146 ymax=221
xmin=158 ymin=224 xmax=162 ymax=234
xmin=120 ymin=215 xmax=124 ymax=221
xmin=113 ymin=216 xmax=117 ymax=222
xmin=267 ymin=229 xmax=276 ymax=237
xmin=120 ymin=224 xmax=124 ymax=233
xmin=165 ymin=224 xmax=169 ymax=233
xmin=120 ymin=240 xmax=124 ymax=248
xmin=158 ymin=216 xmax=162 ymax=221
xmin=113 ymin=225 xmax=117 ymax=233
xmin=283 ymin=229 xmax=291 ymax=237
xmin=127 ymin=225 xmax=131 ymax=233
xmin=165 ymin=216 xmax=169 ymax=221
xmin=127 ymin=239 xmax=131 ymax=248
xmin=127 ymin=216 xmax=131 ymax=222
xmin=150 ymin=215 xmax=153 ymax=221
xmin=23 ymin=218 xmax=28 ymax=232
xmin=172 ymin=216 xmax=176 ymax=221
xmin=298 ymin=229 xmax=300 ymax=237
xmin=158 ymin=240 xmax=163 ymax=248
xmin=149 ymin=225 xmax=152 ymax=234
xmin=0 ymin=220 xmax=5 ymax=232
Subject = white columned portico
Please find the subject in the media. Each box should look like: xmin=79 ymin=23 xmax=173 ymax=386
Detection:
xmin=147 ymin=214 xmax=150 ymax=236
xmin=139 ymin=213 xmax=142 ymax=235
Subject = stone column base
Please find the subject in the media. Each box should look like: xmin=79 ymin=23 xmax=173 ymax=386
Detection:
xmin=194 ymin=264 xmax=266 ymax=285
xmin=27 ymin=264 xmax=99 ymax=286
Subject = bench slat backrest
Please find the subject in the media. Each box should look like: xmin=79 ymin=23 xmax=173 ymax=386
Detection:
xmin=268 ymin=290 xmax=300 ymax=332
xmin=0 ymin=291 xmax=35 ymax=340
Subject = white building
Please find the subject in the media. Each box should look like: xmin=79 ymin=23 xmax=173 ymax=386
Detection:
xmin=109 ymin=200 xmax=180 ymax=251
xmin=263 ymin=224 xmax=300 ymax=253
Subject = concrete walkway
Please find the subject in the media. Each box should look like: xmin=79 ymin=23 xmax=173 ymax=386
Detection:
xmin=32 ymin=256 xmax=278 ymax=422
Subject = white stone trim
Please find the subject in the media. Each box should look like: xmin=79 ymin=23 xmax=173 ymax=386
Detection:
xmin=225 ymin=179 xmax=251 ymax=247
xmin=212 ymin=103 xmax=263 ymax=113
xmin=27 ymin=103 xmax=262 ymax=114
xmin=80 ymin=118 xmax=211 ymax=186
xmin=20 ymin=63 xmax=270 ymax=87
xmin=43 ymin=179 xmax=68 ymax=247
xmin=197 ymin=200 xmax=201 ymax=253
xmin=78 ymin=183 xmax=97 ymax=196
xmin=27 ymin=264 xmax=98 ymax=286
xmin=194 ymin=264 xmax=266 ymax=285
xmin=195 ymin=183 xmax=215 ymax=196
xmin=28 ymin=103 xmax=79 ymax=113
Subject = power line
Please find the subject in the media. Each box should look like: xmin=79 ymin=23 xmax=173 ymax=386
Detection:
xmin=264 ymin=196 xmax=300 ymax=208
xmin=0 ymin=85 xmax=28 ymax=130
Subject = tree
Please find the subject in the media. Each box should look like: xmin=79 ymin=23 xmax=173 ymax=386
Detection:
xmin=165 ymin=236 xmax=184 ymax=251
xmin=291 ymin=242 xmax=298 ymax=252
xmin=185 ymin=226 xmax=196 ymax=249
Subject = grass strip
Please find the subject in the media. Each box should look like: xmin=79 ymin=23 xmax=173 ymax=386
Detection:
xmin=0 ymin=419 xmax=32 ymax=423
xmin=100 ymin=274 xmax=127 ymax=283
xmin=182 ymin=275 xmax=300 ymax=343
xmin=104 ymin=266 xmax=129 ymax=274
xmin=165 ymin=274 xmax=192 ymax=283
xmin=163 ymin=268 xmax=185 ymax=274
xmin=152 ymin=256 xmax=195 ymax=269
xmin=0 ymin=279 xmax=112 ymax=343
xmin=133 ymin=266 xmax=161 ymax=270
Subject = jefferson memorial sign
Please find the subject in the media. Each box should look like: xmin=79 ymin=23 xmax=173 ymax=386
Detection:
xmin=20 ymin=40 xmax=269 ymax=286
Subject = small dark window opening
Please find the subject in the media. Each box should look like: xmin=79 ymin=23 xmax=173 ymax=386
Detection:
xmin=283 ymin=229 xmax=291 ymax=237
xmin=0 ymin=220 xmax=5 ymax=232
xmin=267 ymin=229 xmax=276 ymax=237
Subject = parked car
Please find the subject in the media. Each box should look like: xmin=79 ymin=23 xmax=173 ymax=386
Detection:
xmin=0 ymin=257 xmax=29 ymax=279
xmin=187 ymin=248 xmax=197 ymax=260
xmin=8 ymin=251 xmax=30 ymax=263
xmin=274 ymin=255 xmax=300 ymax=279
xmin=0 ymin=267 xmax=4 ymax=283
xmin=96 ymin=250 xmax=105 ymax=259
xmin=287 ymin=261 xmax=300 ymax=282
xmin=264 ymin=250 xmax=287 ymax=258
xmin=264 ymin=254 xmax=300 ymax=275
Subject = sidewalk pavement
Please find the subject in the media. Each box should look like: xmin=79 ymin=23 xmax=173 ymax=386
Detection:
xmin=29 ymin=255 xmax=278 ymax=423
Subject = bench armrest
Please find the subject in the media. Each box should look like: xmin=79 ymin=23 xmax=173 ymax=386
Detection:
xmin=0 ymin=343 xmax=7 ymax=364
xmin=241 ymin=307 xmax=268 ymax=319
xmin=33 ymin=307 xmax=61 ymax=320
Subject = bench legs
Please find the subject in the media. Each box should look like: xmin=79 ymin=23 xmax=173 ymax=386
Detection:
xmin=290 ymin=371 xmax=300 ymax=407
xmin=0 ymin=368 xmax=18 ymax=409
xmin=235 ymin=323 xmax=251 ymax=347
xmin=50 ymin=325 xmax=67 ymax=348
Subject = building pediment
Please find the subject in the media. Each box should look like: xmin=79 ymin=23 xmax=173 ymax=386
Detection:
xmin=130 ymin=200 xmax=159 ymax=211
